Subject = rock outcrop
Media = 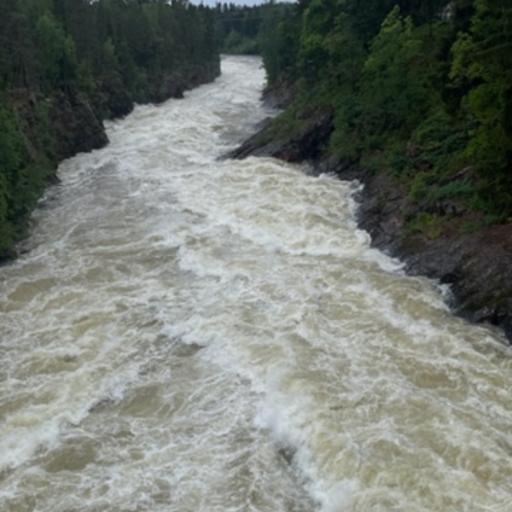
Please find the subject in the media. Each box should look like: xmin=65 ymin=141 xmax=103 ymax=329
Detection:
xmin=228 ymin=109 xmax=334 ymax=162
xmin=149 ymin=63 xmax=221 ymax=104
xmin=354 ymin=165 xmax=512 ymax=341
xmin=10 ymin=88 xmax=108 ymax=164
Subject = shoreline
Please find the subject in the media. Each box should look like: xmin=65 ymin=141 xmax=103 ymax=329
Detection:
xmin=1 ymin=63 xmax=221 ymax=263
xmin=229 ymin=86 xmax=512 ymax=345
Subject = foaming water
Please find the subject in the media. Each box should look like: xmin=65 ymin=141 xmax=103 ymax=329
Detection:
xmin=0 ymin=56 xmax=511 ymax=512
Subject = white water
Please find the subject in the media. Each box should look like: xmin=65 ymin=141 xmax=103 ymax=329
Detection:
xmin=1 ymin=56 xmax=511 ymax=512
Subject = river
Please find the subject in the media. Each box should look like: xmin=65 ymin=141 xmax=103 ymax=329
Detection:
xmin=0 ymin=56 xmax=511 ymax=512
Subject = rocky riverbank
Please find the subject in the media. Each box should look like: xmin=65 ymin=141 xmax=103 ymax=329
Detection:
xmin=229 ymin=89 xmax=512 ymax=344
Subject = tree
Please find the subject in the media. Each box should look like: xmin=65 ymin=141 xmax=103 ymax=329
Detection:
xmin=450 ymin=0 xmax=512 ymax=214
xmin=36 ymin=12 xmax=77 ymax=88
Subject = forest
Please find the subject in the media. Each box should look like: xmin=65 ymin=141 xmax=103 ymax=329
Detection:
xmin=0 ymin=0 xmax=219 ymax=258
xmin=215 ymin=3 xmax=264 ymax=54
xmin=256 ymin=0 xmax=512 ymax=233
xmin=2 ymin=0 xmax=511 ymax=259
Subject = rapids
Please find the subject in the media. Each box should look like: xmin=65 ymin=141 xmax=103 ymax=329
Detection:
xmin=0 ymin=56 xmax=511 ymax=512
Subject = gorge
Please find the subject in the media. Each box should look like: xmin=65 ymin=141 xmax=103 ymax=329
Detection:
xmin=0 ymin=56 xmax=511 ymax=512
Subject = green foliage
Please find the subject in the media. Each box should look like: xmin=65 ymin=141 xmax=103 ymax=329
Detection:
xmin=0 ymin=0 xmax=222 ymax=258
xmin=329 ymin=6 xmax=440 ymax=162
xmin=1 ymin=0 xmax=220 ymax=102
xmin=432 ymin=179 xmax=474 ymax=201
xmin=407 ymin=110 xmax=468 ymax=175
xmin=222 ymin=30 xmax=259 ymax=55
xmin=409 ymin=170 xmax=473 ymax=203
xmin=449 ymin=0 xmax=512 ymax=217
xmin=0 ymin=103 xmax=26 ymax=175
xmin=214 ymin=2 xmax=299 ymax=76
xmin=215 ymin=3 xmax=264 ymax=52
xmin=407 ymin=212 xmax=444 ymax=239
xmin=36 ymin=12 xmax=78 ymax=88
xmin=299 ymin=0 xmax=337 ymax=82
xmin=329 ymin=95 xmax=363 ymax=161
xmin=361 ymin=8 xmax=430 ymax=132
xmin=0 ymin=100 xmax=54 ymax=253
xmin=260 ymin=4 xmax=300 ymax=83
xmin=260 ymin=0 xmax=512 ymax=221
xmin=0 ymin=104 xmax=22 ymax=251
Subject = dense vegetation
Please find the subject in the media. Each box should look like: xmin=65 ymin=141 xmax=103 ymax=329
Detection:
xmin=215 ymin=2 xmax=295 ymax=56
xmin=260 ymin=0 xmax=512 ymax=228
xmin=215 ymin=4 xmax=264 ymax=54
xmin=0 ymin=0 xmax=219 ymax=258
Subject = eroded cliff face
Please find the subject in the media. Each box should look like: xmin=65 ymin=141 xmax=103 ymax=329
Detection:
xmin=229 ymin=90 xmax=512 ymax=343
xmin=95 ymin=62 xmax=222 ymax=118
xmin=355 ymin=169 xmax=512 ymax=341
xmin=148 ymin=63 xmax=222 ymax=104
xmin=10 ymin=89 xmax=107 ymax=163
